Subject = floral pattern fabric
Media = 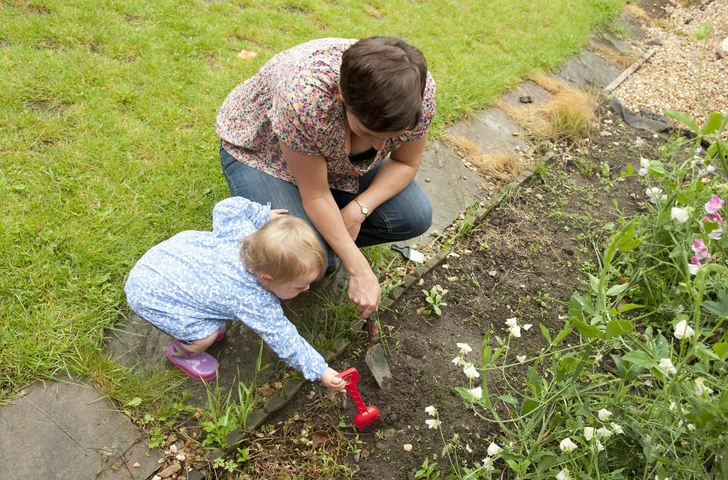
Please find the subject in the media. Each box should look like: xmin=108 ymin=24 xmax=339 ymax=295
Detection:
xmin=216 ymin=38 xmax=437 ymax=194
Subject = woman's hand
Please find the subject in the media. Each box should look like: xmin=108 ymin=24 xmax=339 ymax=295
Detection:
xmin=347 ymin=267 xmax=381 ymax=319
xmin=269 ymin=208 xmax=289 ymax=220
xmin=322 ymin=367 xmax=347 ymax=392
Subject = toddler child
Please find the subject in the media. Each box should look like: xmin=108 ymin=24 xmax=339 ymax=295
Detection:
xmin=124 ymin=196 xmax=345 ymax=391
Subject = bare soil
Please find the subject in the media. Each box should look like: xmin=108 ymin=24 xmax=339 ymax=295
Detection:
xmin=262 ymin=101 xmax=671 ymax=480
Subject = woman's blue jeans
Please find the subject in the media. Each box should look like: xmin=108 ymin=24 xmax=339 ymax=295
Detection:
xmin=220 ymin=145 xmax=432 ymax=263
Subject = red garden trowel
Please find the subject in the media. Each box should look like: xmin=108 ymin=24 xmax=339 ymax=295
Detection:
xmin=365 ymin=311 xmax=392 ymax=389
xmin=338 ymin=367 xmax=384 ymax=432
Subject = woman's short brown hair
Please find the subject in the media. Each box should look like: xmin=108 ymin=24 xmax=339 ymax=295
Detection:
xmin=240 ymin=216 xmax=326 ymax=286
xmin=340 ymin=37 xmax=428 ymax=133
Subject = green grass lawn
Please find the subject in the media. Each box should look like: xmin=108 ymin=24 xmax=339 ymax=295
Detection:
xmin=0 ymin=0 xmax=625 ymax=400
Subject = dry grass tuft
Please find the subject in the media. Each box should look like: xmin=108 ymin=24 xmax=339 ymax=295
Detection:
xmin=591 ymin=45 xmax=638 ymax=70
xmin=624 ymin=4 xmax=653 ymax=24
xmin=443 ymin=135 xmax=525 ymax=182
xmin=498 ymin=75 xmax=597 ymax=143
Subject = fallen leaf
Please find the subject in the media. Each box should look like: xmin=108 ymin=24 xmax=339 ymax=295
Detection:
xmin=237 ymin=49 xmax=258 ymax=60
xmin=312 ymin=431 xmax=331 ymax=448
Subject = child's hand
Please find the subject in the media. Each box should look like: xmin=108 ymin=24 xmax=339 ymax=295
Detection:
xmin=322 ymin=367 xmax=347 ymax=392
xmin=270 ymin=209 xmax=289 ymax=220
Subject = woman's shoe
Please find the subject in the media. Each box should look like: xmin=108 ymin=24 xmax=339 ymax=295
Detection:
xmin=166 ymin=339 xmax=219 ymax=381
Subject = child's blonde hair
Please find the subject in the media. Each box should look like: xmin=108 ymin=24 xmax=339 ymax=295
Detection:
xmin=240 ymin=216 xmax=326 ymax=286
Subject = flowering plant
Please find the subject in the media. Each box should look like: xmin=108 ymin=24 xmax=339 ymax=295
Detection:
xmin=422 ymin=111 xmax=727 ymax=479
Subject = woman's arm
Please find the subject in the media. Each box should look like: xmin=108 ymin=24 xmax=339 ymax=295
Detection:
xmin=280 ymin=142 xmax=381 ymax=319
xmin=339 ymin=134 xmax=428 ymax=236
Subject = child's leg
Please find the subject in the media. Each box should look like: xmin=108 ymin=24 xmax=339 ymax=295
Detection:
xmin=176 ymin=329 xmax=220 ymax=353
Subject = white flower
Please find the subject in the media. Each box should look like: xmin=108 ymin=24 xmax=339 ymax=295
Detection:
xmin=466 ymin=444 xmax=473 ymax=453
xmin=584 ymin=427 xmax=595 ymax=441
xmin=611 ymin=423 xmax=624 ymax=434
xmin=481 ymin=457 xmax=495 ymax=472
xmin=468 ymin=387 xmax=483 ymax=400
xmin=425 ymin=405 xmax=437 ymax=416
xmin=516 ymin=355 xmax=527 ymax=363
xmin=559 ymin=437 xmax=578 ymax=453
xmin=509 ymin=325 xmax=522 ymax=338
xmin=523 ymin=323 xmax=533 ymax=331
xmin=674 ymin=319 xmax=695 ymax=340
xmin=695 ymin=377 xmax=713 ymax=396
xmin=671 ymin=207 xmax=690 ymax=223
xmin=457 ymin=342 xmax=472 ymax=353
xmin=669 ymin=401 xmax=678 ymax=413
xmin=638 ymin=157 xmax=650 ymax=176
xmin=595 ymin=439 xmax=605 ymax=451
xmin=597 ymin=427 xmax=613 ymax=439
xmin=646 ymin=187 xmax=666 ymax=204
xmin=463 ymin=363 xmax=480 ymax=379
xmin=425 ymin=418 xmax=441 ymax=429
xmin=658 ymin=358 xmax=677 ymax=375
xmin=556 ymin=468 xmax=570 ymax=480
xmin=687 ymin=423 xmax=696 ymax=431
xmin=452 ymin=355 xmax=464 ymax=366
xmin=487 ymin=442 xmax=503 ymax=456
xmin=505 ymin=317 xmax=518 ymax=327
xmin=598 ymin=408 xmax=612 ymax=422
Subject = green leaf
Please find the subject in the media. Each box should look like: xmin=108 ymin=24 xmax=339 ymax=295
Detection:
xmin=713 ymin=342 xmax=728 ymax=361
xmin=526 ymin=367 xmax=543 ymax=395
xmin=615 ymin=303 xmax=643 ymax=314
xmin=588 ymin=274 xmax=601 ymax=295
xmin=498 ymin=394 xmax=519 ymax=407
xmin=622 ymin=350 xmax=653 ymax=369
xmin=701 ymin=112 xmax=725 ymax=135
xmin=521 ymin=397 xmax=540 ymax=416
xmin=617 ymin=238 xmax=642 ymax=252
xmin=540 ymin=324 xmax=552 ymax=345
xmin=702 ymin=290 xmax=728 ymax=318
xmin=570 ymin=292 xmax=594 ymax=318
xmin=648 ymin=162 xmax=666 ymax=177
xmin=605 ymin=283 xmax=629 ymax=297
xmin=665 ymin=110 xmax=699 ymax=132
xmin=536 ymin=453 xmax=557 ymax=473
xmin=611 ymin=354 xmax=639 ymax=381
xmin=605 ymin=320 xmax=634 ymax=339
xmin=126 ymin=397 xmax=143 ymax=407
xmin=620 ymin=163 xmax=634 ymax=177
xmin=571 ymin=318 xmax=601 ymax=339
xmin=555 ymin=356 xmax=580 ymax=382
xmin=553 ymin=326 xmax=572 ymax=346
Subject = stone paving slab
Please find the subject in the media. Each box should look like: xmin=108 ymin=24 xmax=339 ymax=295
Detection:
xmin=0 ymin=378 xmax=162 ymax=480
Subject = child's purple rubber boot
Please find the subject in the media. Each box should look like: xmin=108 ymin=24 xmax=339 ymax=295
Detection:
xmin=166 ymin=338 xmax=219 ymax=381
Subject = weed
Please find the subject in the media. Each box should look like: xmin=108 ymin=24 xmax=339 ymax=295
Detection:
xmin=200 ymin=342 xmax=267 ymax=449
xmin=421 ymin=286 xmax=448 ymax=317
xmin=414 ymin=457 xmax=441 ymax=480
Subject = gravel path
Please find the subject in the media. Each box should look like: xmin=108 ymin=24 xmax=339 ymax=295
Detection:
xmin=614 ymin=0 xmax=728 ymax=121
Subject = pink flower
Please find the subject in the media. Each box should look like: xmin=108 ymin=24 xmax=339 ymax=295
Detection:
xmin=692 ymin=239 xmax=711 ymax=261
xmin=702 ymin=212 xmax=724 ymax=240
xmin=705 ymin=196 xmax=724 ymax=215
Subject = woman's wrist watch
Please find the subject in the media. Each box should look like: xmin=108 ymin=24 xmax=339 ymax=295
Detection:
xmin=353 ymin=198 xmax=369 ymax=217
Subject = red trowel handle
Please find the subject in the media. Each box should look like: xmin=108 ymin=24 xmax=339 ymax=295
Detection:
xmin=338 ymin=367 xmax=367 ymax=414
xmin=337 ymin=367 xmax=382 ymax=432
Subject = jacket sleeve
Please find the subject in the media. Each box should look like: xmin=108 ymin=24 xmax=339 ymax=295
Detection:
xmin=212 ymin=197 xmax=271 ymax=238
xmin=233 ymin=293 xmax=329 ymax=382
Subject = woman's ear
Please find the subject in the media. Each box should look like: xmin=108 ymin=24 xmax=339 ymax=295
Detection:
xmin=336 ymin=84 xmax=344 ymax=102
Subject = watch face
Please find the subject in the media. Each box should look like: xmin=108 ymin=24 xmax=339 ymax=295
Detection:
xmin=362 ymin=206 xmax=368 ymax=214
